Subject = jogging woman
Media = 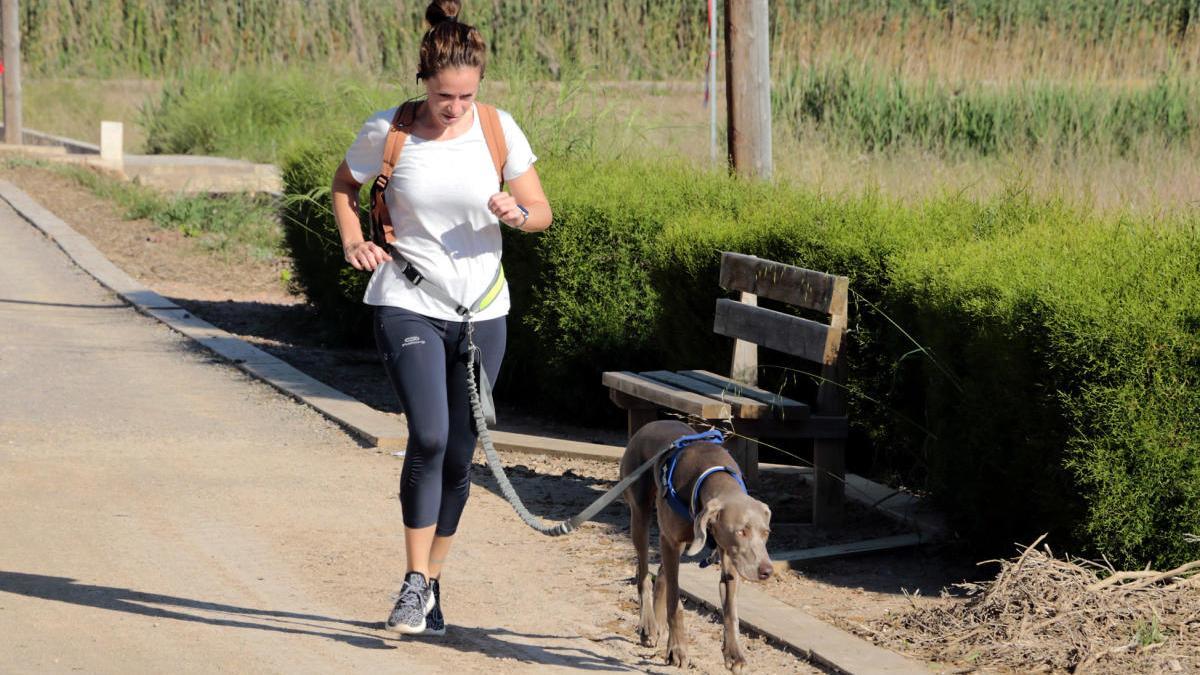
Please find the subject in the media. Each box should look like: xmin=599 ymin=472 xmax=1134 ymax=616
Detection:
xmin=329 ymin=0 xmax=551 ymax=636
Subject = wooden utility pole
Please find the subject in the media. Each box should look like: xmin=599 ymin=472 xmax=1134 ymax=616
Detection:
xmin=2 ymin=0 xmax=21 ymax=144
xmin=724 ymin=0 xmax=771 ymax=179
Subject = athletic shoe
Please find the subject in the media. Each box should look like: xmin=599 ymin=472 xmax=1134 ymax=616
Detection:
xmin=385 ymin=571 xmax=435 ymax=634
xmin=424 ymin=577 xmax=446 ymax=636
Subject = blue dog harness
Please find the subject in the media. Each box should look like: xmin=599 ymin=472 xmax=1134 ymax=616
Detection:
xmin=658 ymin=429 xmax=748 ymax=522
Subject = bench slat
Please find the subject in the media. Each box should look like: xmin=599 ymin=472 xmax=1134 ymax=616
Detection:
xmin=720 ymin=252 xmax=849 ymax=316
xmin=602 ymin=371 xmax=732 ymax=420
xmin=640 ymin=370 xmax=772 ymax=419
xmin=679 ymin=370 xmax=810 ymax=421
xmin=714 ymin=299 xmax=843 ymax=365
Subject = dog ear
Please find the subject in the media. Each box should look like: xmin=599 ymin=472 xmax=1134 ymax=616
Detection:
xmin=686 ymin=497 xmax=723 ymax=556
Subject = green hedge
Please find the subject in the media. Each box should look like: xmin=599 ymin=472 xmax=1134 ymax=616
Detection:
xmin=280 ymin=142 xmax=1200 ymax=567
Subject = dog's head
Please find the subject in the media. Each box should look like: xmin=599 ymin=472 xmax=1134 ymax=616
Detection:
xmin=686 ymin=494 xmax=773 ymax=582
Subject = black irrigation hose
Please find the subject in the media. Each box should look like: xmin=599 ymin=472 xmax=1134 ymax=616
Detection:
xmin=464 ymin=323 xmax=670 ymax=536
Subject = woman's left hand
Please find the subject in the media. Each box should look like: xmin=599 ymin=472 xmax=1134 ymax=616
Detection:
xmin=487 ymin=192 xmax=526 ymax=229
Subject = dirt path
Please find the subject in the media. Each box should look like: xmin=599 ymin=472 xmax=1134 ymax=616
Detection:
xmin=0 ymin=192 xmax=837 ymax=672
xmin=2 ymin=164 xmax=992 ymax=673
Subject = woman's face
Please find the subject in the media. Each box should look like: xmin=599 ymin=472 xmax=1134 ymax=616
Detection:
xmin=423 ymin=66 xmax=482 ymax=129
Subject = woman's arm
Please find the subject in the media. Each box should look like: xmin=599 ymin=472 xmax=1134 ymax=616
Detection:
xmin=487 ymin=166 xmax=552 ymax=233
xmin=332 ymin=160 xmax=393 ymax=271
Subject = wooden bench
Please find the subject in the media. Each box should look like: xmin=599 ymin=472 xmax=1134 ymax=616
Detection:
xmin=602 ymin=252 xmax=851 ymax=527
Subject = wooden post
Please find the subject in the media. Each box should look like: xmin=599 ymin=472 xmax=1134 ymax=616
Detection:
xmin=813 ymin=279 xmax=850 ymax=528
xmin=729 ymin=292 xmax=758 ymax=386
xmin=1 ymin=0 xmax=21 ymax=144
xmin=724 ymin=0 xmax=771 ymax=179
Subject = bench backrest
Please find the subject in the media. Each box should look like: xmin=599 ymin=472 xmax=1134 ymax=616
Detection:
xmin=714 ymin=252 xmax=849 ymax=415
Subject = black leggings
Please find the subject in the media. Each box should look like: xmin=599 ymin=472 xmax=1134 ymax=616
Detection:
xmin=374 ymin=306 xmax=506 ymax=536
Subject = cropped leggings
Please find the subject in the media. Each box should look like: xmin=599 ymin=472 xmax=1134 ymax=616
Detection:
xmin=374 ymin=306 xmax=506 ymax=536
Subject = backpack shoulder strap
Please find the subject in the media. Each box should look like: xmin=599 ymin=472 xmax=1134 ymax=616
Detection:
xmin=475 ymin=103 xmax=508 ymax=188
xmin=377 ymin=100 xmax=421 ymax=187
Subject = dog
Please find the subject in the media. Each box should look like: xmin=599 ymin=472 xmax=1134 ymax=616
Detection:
xmin=620 ymin=419 xmax=774 ymax=672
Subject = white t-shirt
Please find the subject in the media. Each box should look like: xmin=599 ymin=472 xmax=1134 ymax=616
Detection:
xmin=344 ymin=103 xmax=537 ymax=321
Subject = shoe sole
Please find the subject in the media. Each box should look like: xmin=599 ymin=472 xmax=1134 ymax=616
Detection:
xmin=385 ymin=589 xmax=437 ymax=635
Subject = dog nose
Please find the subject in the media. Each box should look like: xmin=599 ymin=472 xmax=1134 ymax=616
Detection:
xmin=758 ymin=563 xmax=773 ymax=581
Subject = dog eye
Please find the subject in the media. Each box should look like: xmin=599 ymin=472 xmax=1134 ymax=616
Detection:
xmin=738 ymin=528 xmax=748 ymax=538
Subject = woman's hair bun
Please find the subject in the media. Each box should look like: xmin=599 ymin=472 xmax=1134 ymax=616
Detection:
xmin=426 ymin=0 xmax=461 ymax=26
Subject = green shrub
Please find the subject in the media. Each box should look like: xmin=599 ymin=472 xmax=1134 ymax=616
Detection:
xmin=141 ymin=68 xmax=407 ymax=164
xmin=280 ymin=138 xmax=1200 ymax=568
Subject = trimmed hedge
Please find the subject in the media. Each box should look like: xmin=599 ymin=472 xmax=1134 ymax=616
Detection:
xmin=280 ymin=148 xmax=1200 ymax=568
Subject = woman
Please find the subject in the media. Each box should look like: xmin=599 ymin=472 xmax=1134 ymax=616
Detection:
xmin=330 ymin=0 xmax=551 ymax=636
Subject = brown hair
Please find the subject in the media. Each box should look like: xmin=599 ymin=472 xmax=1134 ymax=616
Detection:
xmin=417 ymin=1 xmax=487 ymax=81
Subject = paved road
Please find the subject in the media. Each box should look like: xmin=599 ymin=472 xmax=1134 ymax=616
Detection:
xmin=0 ymin=199 xmax=650 ymax=673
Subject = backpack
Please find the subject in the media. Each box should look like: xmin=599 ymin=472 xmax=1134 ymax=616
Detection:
xmin=368 ymin=100 xmax=508 ymax=247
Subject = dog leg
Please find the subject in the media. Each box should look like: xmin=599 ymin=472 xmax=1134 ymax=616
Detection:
xmin=661 ymin=539 xmax=689 ymax=669
xmin=630 ymin=503 xmax=658 ymax=647
xmin=651 ymin=556 xmax=669 ymax=653
xmin=719 ymin=555 xmax=747 ymax=673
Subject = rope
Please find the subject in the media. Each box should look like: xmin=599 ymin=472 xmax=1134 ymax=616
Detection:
xmin=463 ymin=320 xmax=670 ymax=536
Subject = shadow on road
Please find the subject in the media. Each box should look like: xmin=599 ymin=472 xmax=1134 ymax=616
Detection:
xmin=0 ymin=570 xmax=394 ymax=650
xmin=418 ymin=624 xmax=643 ymax=672
xmin=1 ymin=570 xmax=655 ymax=670
xmin=0 ymin=297 xmax=128 ymax=310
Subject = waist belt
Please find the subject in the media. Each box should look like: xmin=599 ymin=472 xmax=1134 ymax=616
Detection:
xmin=396 ymin=256 xmax=506 ymax=318
xmin=393 ymin=253 xmax=505 ymax=426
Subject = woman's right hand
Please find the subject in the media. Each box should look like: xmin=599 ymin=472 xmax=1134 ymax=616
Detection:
xmin=344 ymin=240 xmax=393 ymax=271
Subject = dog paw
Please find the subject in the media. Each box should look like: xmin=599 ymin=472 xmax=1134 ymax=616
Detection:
xmin=724 ymin=650 xmax=747 ymax=673
xmin=637 ymin=623 xmax=658 ymax=648
xmin=666 ymin=641 xmax=689 ymax=669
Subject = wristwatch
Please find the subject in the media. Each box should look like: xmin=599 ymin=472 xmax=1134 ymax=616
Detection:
xmin=515 ymin=204 xmax=530 ymax=230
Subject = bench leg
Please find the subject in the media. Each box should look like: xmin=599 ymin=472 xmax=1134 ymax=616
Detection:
xmin=813 ymin=438 xmax=845 ymax=528
xmin=728 ymin=436 xmax=759 ymax=489
xmin=626 ymin=406 xmax=657 ymax=439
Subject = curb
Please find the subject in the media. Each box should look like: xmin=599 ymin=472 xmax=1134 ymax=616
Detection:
xmin=0 ymin=179 xmax=933 ymax=675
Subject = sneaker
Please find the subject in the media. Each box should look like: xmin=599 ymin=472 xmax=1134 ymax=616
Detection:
xmin=424 ymin=578 xmax=446 ymax=636
xmin=385 ymin=571 xmax=435 ymax=634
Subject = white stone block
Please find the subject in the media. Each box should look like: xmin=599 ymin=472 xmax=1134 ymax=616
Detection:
xmin=100 ymin=121 xmax=123 ymax=163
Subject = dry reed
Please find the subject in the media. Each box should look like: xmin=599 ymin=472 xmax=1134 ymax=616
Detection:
xmin=868 ymin=535 xmax=1200 ymax=673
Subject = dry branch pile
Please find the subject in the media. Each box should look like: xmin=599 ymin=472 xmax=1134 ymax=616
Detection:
xmin=870 ymin=536 xmax=1200 ymax=673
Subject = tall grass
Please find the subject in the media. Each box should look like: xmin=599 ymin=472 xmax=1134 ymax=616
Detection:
xmin=17 ymin=1 xmax=1198 ymax=82
xmin=140 ymin=66 xmax=620 ymax=166
xmin=776 ymin=60 xmax=1199 ymax=157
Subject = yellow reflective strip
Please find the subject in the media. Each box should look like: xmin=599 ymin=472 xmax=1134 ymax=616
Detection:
xmin=475 ymin=265 xmax=506 ymax=311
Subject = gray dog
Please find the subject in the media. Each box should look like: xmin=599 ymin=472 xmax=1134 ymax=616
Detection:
xmin=620 ymin=419 xmax=774 ymax=672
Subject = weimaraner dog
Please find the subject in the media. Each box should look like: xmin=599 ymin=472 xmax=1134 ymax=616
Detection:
xmin=620 ymin=419 xmax=774 ymax=672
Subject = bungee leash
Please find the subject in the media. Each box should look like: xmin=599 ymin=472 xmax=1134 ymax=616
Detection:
xmin=465 ymin=319 xmax=677 ymax=536
xmin=396 ymin=255 xmax=673 ymax=536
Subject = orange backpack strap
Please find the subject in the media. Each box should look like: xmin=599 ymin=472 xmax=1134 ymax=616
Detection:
xmin=476 ymin=103 xmax=508 ymax=188
xmin=370 ymin=100 xmax=420 ymax=246
xmin=371 ymin=101 xmax=508 ymax=246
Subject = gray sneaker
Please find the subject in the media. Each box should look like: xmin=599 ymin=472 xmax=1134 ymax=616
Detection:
xmin=385 ymin=571 xmax=435 ymax=634
xmin=424 ymin=578 xmax=446 ymax=636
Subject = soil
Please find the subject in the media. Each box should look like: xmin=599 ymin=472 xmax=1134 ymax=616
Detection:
xmin=2 ymin=163 xmax=985 ymax=673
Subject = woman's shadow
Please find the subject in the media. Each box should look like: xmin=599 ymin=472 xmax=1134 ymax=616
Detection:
xmin=0 ymin=570 xmax=393 ymax=649
xmin=0 ymin=570 xmax=645 ymax=670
